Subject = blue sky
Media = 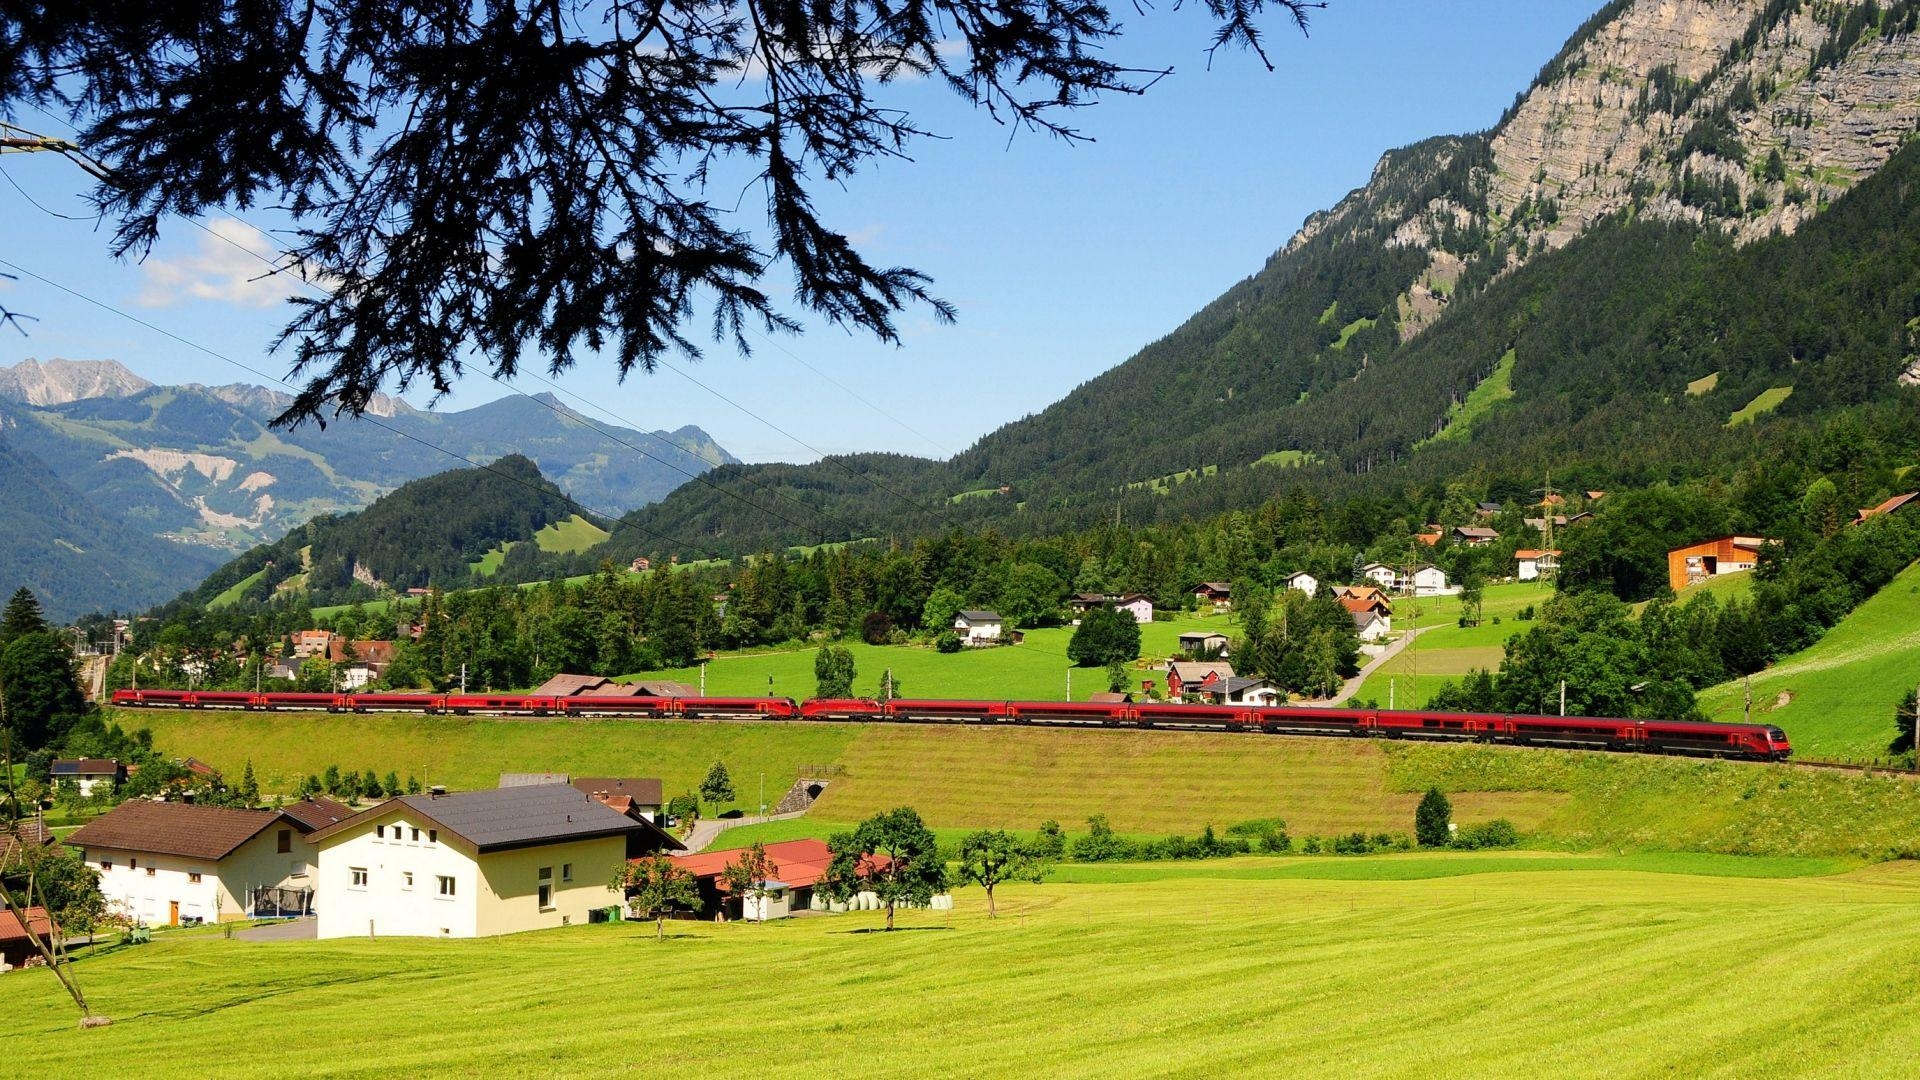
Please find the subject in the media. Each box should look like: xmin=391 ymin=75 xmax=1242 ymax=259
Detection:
xmin=0 ymin=2 xmax=1600 ymax=464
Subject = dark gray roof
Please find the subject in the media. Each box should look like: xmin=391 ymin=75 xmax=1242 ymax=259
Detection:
xmin=306 ymin=785 xmax=647 ymax=854
xmin=957 ymin=610 xmax=1001 ymax=622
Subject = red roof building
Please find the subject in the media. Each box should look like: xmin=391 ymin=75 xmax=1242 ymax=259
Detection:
xmin=1855 ymin=492 xmax=1918 ymax=525
xmin=0 ymin=905 xmax=55 ymax=968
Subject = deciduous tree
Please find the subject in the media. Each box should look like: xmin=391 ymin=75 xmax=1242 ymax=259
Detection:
xmin=612 ymin=855 xmax=702 ymax=941
xmin=1067 ymin=607 xmax=1141 ymax=668
xmin=1415 ymin=787 xmax=1452 ymax=848
xmin=813 ymin=645 xmax=856 ymax=699
xmin=0 ymin=631 xmax=85 ymax=751
xmin=700 ymin=761 xmax=736 ymax=808
xmin=822 ymin=807 xmax=947 ymax=931
xmin=718 ymin=842 xmax=779 ymax=921
xmin=955 ymin=829 xmax=1050 ymax=917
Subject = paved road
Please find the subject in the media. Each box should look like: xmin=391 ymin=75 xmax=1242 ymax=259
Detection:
xmin=680 ymin=810 xmax=808 ymax=854
xmin=1304 ymin=625 xmax=1437 ymax=708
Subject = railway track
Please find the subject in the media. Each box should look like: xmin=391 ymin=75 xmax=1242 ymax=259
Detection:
xmin=1788 ymin=758 xmax=1920 ymax=777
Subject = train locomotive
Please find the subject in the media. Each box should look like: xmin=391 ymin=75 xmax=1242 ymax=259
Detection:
xmin=110 ymin=688 xmax=1791 ymax=761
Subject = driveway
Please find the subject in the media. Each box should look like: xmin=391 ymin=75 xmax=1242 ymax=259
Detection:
xmin=1303 ymin=625 xmax=1436 ymax=708
xmin=234 ymin=918 xmax=317 ymax=941
xmin=680 ymin=810 xmax=807 ymax=853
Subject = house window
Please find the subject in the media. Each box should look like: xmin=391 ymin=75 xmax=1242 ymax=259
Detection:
xmin=350 ymin=867 xmax=368 ymax=888
xmin=145 ymin=867 xmax=156 ymax=877
xmin=188 ymin=872 xmax=202 ymax=884
xmin=375 ymin=825 xmax=386 ymax=839
xmin=277 ymin=829 xmax=292 ymax=854
xmin=437 ymin=875 xmax=456 ymax=898
xmin=411 ymin=827 xmax=420 ymax=842
xmin=428 ymin=830 xmax=438 ymax=844
xmin=402 ymin=872 xmax=414 ymax=890
xmin=538 ymin=866 xmax=554 ymax=912
xmin=130 ymin=858 xmax=138 ymax=870
xmin=562 ymin=863 xmax=572 ymax=883
xmin=99 ymin=859 xmax=112 ymax=871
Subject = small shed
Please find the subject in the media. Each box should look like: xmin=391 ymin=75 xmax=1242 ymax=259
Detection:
xmin=1178 ymin=631 xmax=1231 ymax=658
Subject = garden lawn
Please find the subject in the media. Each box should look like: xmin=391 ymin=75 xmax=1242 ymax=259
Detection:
xmin=8 ymin=863 xmax=1920 ymax=1077
xmin=1696 ymin=561 xmax=1920 ymax=761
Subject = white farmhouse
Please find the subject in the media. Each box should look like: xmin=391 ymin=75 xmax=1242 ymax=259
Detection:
xmin=1112 ymin=594 xmax=1155 ymax=624
xmin=1360 ymin=563 xmax=1400 ymax=591
xmin=66 ymin=800 xmax=332 ymax=926
xmin=1282 ymin=571 xmax=1320 ymax=598
xmin=49 ymin=758 xmax=124 ymax=798
xmin=307 ymin=785 xmax=677 ymax=939
xmin=1351 ymin=610 xmax=1392 ymax=642
xmin=1515 ymin=549 xmax=1560 ymax=582
xmin=953 ymin=610 xmax=1004 ymax=647
xmin=1410 ymin=565 xmax=1457 ymax=596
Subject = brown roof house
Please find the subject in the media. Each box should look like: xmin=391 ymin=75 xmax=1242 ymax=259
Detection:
xmin=571 ymin=778 xmax=667 ymax=821
xmin=66 ymin=801 xmax=323 ymax=926
xmin=307 ymin=784 xmax=681 ymax=939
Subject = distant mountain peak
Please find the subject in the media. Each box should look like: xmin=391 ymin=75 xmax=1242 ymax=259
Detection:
xmin=0 ymin=357 xmax=151 ymax=405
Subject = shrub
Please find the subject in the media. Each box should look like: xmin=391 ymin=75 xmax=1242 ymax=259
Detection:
xmin=1415 ymin=786 xmax=1453 ymax=847
xmin=934 ymin=631 xmax=963 ymax=654
xmin=1451 ymin=818 xmax=1521 ymax=850
xmin=861 ymin=611 xmax=894 ymax=645
xmin=1068 ymin=814 xmax=1136 ymax=861
xmin=1029 ymin=820 xmax=1067 ymax=860
xmin=1226 ymin=817 xmax=1292 ymax=853
xmin=1301 ymin=836 xmax=1322 ymax=854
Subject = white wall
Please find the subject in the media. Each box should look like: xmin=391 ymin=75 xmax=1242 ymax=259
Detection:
xmin=314 ymin=813 xmax=483 ymax=939
xmin=81 ymin=822 xmax=308 ymax=926
xmin=1286 ymin=574 xmax=1319 ymax=598
xmin=314 ymin=811 xmax=629 ymax=939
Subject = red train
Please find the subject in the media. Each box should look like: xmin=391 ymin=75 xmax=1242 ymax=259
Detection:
xmin=109 ymin=688 xmax=1791 ymax=761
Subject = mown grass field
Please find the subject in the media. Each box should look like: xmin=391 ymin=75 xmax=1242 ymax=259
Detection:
xmin=124 ymin=709 xmax=1920 ymax=856
xmin=1727 ymin=385 xmax=1793 ymax=426
xmin=8 ymin=860 xmax=1920 ymax=1077
xmin=614 ymin=611 xmax=1237 ymax=701
xmin=1420 ymin=347 xmax=1515 ymax=445
xmin=1351 ymin=580 xmax=1554 ymax=706
xmin=1697 ymin=562 xmax=1920 ymax=761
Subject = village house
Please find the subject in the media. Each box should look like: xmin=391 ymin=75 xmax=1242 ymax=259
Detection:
xmin=1409 ymin=565 xmax=1454 ymax=596
xmin=1667 ymin=536 xmax=1775 ymax=593
xmin=1416 ymin=530 xmax=1442 ymax=547
xmin=0 ymin=906 xmax=55 ymax=970
xmin=1177 ymin=631 xmax=1231 ymax=658
xmin=1515 ymin=549 xmax=1561 ymax=582
xmin=307 ymin=784 xmax=682 ymax=940
xmin=953 ymin=610 xmax=1004 ymax=647
xmin=1360 ymin=563 xmax=1399 ymax=590
xmin=1475 ymin=501 xmax=1504 ymax=518
xmin=1451 ymin=526 xmax=1498 ymax=547
xmin=49 ymin=759 xmax=124 ymax=798
xmin=1191 ymin=582 xmax=1233 ymax=611
xmin=1069 ymin=593 xmax=1153 ymax=623
xmin=571 ymin=777 xmax=666 ymax=822
xmin=2 ymin=820 xmax=55 ymax=869
xmin=1351 ymin=609 xmax=1391 ymax=642
xmin=66 ymin=800 xmax=327 ymax=926
xmin=289 ymin=630 xmax=338 ymax=659
xmin=1190 ymin=674 xmax=1282 ymax=707
xmin=1331 ymin=584 xmax=1390 ymax=610
xmin=1855 ymin=492 xmax=1918 ymax=525
xmin=1165 ymin=660 xmax=1235 ymax=700
xmin=1282 ymin=571 xmax=1320 ymax=597
xmin=629 ymin=556 xmax=652 ymax=572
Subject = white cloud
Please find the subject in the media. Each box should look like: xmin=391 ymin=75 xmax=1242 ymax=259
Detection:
xmin=135 ymin=218 xmax=311 ymax=309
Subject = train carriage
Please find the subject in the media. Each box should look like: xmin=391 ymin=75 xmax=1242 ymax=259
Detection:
xmin=674 ymin=695 xmax=799 ymax=719
xmin=881 ymin=699 xmax=1008 ymax=723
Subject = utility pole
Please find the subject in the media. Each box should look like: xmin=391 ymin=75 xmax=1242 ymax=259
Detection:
xmin=1065 ymin=667 xmax=1072 ymax=702
xmin=699 ymin=661 xmax=707 ymax=697
xmin=1559 ymin=680 xmax=1567 ymax=717
xmin=459 ymin=663 xmax=467 ymax=693
xmin=1744 ymin=674 xmax=1752 ymax=724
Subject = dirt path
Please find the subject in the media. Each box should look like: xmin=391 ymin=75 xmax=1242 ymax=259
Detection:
xmin=679 ymin=810 xmax=808 ymax=853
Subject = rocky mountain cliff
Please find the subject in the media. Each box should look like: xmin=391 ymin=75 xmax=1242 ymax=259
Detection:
xmin=615 ymin=0 xmax=1920 ymax=555
xmin=0 ymin=357 xmax=152 ymax=405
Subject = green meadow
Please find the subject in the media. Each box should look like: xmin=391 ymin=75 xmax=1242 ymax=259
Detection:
xmin=8 ymin=861 xmax=1920 ymax=1077
xmin=1697 ymin=561 xmax=1920 ymax=761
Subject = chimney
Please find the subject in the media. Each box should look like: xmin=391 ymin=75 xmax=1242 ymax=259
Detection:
xmin=429 ymin=785 xmax=447 ymax=798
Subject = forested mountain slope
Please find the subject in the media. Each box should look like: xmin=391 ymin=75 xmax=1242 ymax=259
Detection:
xmin=177 ymin=455 xmax=598 ymax=609
xmin=0 ymin=360 xmax=734 ymax=557
xmin=611 ymin=0 xmax=1920 ymax=558
xmin=0 ymin=424 xmax=219 ymax=621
